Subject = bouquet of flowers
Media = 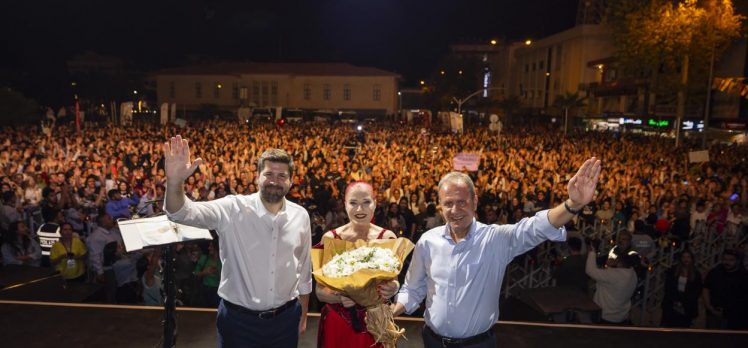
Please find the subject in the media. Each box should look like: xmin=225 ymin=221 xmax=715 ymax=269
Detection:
xmin=321 ymin=246 xmax=401 ymax=277
xmin=312 ymin=237 xmax=415 ymax=348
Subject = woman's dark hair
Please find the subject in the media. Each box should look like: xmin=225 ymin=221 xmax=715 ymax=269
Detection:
xmin=674 ymin=250 xmax=697 ymax=279
xmin=426 ymin=203 xmax=437 ymax=217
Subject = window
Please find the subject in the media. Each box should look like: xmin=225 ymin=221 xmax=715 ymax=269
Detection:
xmin=261 ymin=82 xmax=269 ymax=106
xmin=214 ymin=82 xmax=221 ymax=99
xmin=525 ymin=64 xmax=529 ymax=73
xmin=343 ymin=84 xmax=351 ymax=101
xmin=169 ymin=82 xmax=175 ymax=98
xmin=271 ymin=81 xmax=278 ymax=105
xmin=232 ymin=83 xmax=239 ymax=99
xmin=532 ymin=62 xmax=536 ymax=71
xmin=252 ymin=82 xmax=260 ymax=104
xmin=372 ymin=84 xmax=381 ymax=101
xmin=303 ymin=83 xmax=311 ymax=100
xmin=323 ymin=84 xmax=331 ymax=101
xmin=539 ymin=61 xmax=544 ymax=70
xmin=195 ymin=82 xmax=202 ymax=99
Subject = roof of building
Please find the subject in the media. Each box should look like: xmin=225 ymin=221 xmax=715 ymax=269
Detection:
xmin=157 ymin=62 xmax=400 ymax=77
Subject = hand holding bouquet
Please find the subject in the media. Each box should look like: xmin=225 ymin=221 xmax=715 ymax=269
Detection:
xmin=312 ymin=237 xmax=414 ymax=348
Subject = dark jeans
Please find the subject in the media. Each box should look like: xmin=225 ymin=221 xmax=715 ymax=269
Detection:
xmin=217 ymin=298 xmax=301 ymax=348
xmin=202 ymin=284 xmax=220 ymax=308
xmin=421 ymin=325 xmax=496 ymax=348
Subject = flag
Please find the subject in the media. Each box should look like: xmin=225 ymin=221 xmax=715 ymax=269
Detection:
xmin=75 ymin=96 xmax=81 ymax=133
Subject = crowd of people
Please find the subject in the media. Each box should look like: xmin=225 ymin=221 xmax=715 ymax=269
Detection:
xmin=0 ymin=117 xmax=747 ymax=329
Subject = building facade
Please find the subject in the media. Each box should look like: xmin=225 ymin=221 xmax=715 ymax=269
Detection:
xmin=155 ymin=63 xmax=400 ymax=116
xmin=503 ymin=24 xmax=614 ymax=112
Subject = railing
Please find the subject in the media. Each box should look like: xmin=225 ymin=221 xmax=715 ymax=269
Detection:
xmin=502 ymin=219 xmax=748 ymax=326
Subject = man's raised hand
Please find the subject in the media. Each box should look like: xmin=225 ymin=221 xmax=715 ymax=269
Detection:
xmin=163 ymin=135 xmax=202 ymax=184
xmin=567 ymin=157 xmax=601 ymax=207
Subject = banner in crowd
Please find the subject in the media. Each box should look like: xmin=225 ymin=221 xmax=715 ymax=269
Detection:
xmin=449 ymin=112 xmax=463 ymax=134
xmin=453 ymin=152 xmax=480 ymax=171
xmin=160 ymin=103 xmax=169 ymax=125
xmin=120 ymin=102 xmax=133 ymax=126
xmin=713 ymin=77 xmax=748 ymax=100
xmin=688 ymin=150 xmax=710 ymax=163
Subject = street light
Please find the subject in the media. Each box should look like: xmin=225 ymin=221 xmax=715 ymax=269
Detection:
xmin=490 ymin=39 xmax=497 ymax=45
xmin=525 ymin=39 xmax=532 ymax=46
xmin=452 ymin=87 xmax=502 ymax=116
xmin=397 ymin=91 xmax=402 ymax=116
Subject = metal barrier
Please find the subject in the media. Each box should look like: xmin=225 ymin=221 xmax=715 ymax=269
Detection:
xmin=502 ymin=219 xmax=748 ymax=326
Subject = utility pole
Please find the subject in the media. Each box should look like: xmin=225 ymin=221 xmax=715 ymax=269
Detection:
xmin=452 ymin=87 xmax=502 ymax=116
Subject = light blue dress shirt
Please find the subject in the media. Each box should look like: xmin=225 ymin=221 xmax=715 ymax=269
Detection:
xmin=396 ymin=209 xmax=566 ymax=338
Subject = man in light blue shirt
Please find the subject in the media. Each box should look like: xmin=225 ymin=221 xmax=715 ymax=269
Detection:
xmin=393 ymin=157 xmax=601 ymax=347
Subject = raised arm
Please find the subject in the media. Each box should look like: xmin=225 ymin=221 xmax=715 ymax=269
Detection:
xmin=547 ymin=157 xmax=601 ymax=228
xmin=163 ymin=135 xmax=202 ymax=214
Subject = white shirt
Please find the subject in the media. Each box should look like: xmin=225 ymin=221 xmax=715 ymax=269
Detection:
xmin=86 ymin=226 xmax=123 ymax=275
xmin=585 ymin=252 xmax=637 ymax=322
xmin=397 ymin=210 xmax=565 ymax=338
xmin=166 ymin=193 xmax=312 ymax=311
xmin=690 ymin=209 xmax=708 ymax=229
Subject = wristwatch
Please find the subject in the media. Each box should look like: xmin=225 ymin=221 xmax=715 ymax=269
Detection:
xmin=564 ymin=200 xmax=582 ymax=215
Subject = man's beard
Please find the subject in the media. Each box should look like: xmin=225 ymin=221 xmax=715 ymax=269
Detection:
xmin=260 ymin=184 xmax=288 ymax=203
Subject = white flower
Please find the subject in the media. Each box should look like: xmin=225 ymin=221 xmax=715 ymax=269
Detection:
xmin=321 ymin=247 xmax=400 ymax=278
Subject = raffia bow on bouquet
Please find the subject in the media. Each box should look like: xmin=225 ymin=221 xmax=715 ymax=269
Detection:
xmin=312 ymin=237 xmax=415 ymax=348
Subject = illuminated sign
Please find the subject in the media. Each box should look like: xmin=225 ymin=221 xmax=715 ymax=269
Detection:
xmin=609 ymin=118 xmax=643 ymax=125
xmin=648 ymin=119 xmax=670 ymax=127
xmin=683 ymin=120 xmax=705 ymax=130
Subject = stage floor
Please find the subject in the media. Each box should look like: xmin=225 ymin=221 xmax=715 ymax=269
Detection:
xmin=1 ymin=301 xmax=746 ymax=348
xmin=1 ymin=266 xmax=747 ymax=347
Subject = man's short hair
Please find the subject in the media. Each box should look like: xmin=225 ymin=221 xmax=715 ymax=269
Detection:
xmin=723 ymin=249 xmax=741 ymax=260
xmin=257 ymin=149 xmax=294 ymax=176
xmin=617 ymin=231 xmax=632 ymax=242
xmin=438 ymin=172 xmax=476 ymax=198
xmin=618 ymin=254 xmax=635 ymax=268
xmin=567 ymin=237 xmax=582 ymax=252
xmin=107 ymin=189 xmax=119 ymax=200
xmin=96 ymin=213 xmax=111 ymax=225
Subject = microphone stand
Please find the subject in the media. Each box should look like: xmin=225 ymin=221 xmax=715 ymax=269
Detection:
xmin=118 ymin=198 xmax=210 ymax=348
xmin=162 ymin=235 xmax=177 ymax=348
xmin=131 ymin=202 xmax=177 ymax=348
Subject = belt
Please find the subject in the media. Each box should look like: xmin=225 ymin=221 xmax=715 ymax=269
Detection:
xmin=424 ymin=325 xmax=493 ymax=347
xmin=223 ymin=298 xmax=298 ymax=320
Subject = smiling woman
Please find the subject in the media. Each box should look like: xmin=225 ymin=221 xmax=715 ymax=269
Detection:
xmin=314 ymin=181 xmax=400 ymax=348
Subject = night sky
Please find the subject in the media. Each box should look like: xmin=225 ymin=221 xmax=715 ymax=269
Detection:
xmin=0 ymin=0 xmax=579 ymax=103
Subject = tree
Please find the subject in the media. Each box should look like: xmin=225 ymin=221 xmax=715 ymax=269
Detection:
xmin=553 ymin=92 xmax=588 ymax=137
xmin=495 ymin=95 xmax=523 ymax=123
xmin=423 ymin=55 xmax=483 ymax=111
xmin=0 ymin=87 xmax=42 ymax=125
xmin=606 ymin=0 xmax=744 ymax=146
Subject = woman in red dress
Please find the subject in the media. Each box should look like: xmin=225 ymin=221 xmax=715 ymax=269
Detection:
xmin=315 ymin=182 xmax=400 ymax=348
